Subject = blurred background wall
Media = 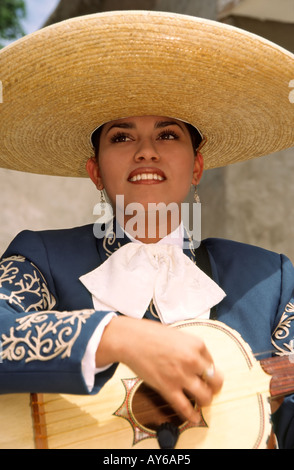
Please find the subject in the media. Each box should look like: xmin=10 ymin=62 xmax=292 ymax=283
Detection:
xmin=1 ymin=0 xmax=294 ymax=259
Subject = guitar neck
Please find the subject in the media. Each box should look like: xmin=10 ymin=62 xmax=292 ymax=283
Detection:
xmin=260 ymin=355 xmax=294 ymax=398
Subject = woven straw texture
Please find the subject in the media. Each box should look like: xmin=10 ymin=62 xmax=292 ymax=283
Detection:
xmin=0 ymin=10 xmax=294 ymax=177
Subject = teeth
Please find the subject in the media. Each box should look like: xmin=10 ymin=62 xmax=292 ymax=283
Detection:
xmin=129 ymin=173 xmax=164 ymax=182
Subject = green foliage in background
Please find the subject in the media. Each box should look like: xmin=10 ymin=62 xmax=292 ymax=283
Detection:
xmin=0 ymin=0 xmax=26 ymax=47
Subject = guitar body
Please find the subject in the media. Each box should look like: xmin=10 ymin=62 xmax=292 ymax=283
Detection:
xmin=0 ymin=320 xmax=272 ymax=449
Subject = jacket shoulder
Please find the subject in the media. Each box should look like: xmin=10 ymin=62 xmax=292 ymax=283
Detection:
xmin=201 ymin=238 xmax=294 ymax=305
xmin=2 ymin=224 xmax=95 ymax=259
xmin=202 ymin=237 xmax=282 ymax=262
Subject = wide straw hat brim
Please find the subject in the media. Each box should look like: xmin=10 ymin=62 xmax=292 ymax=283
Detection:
xmin=0 ymin=10 xmax=294 ymax=177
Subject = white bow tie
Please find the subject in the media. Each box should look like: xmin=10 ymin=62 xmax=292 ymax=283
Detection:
xmin=80 ymin=243 xmax=226 ymax=325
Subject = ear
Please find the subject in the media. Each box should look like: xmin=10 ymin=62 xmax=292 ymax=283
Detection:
xmin=192 ymin=152 xmax=204 ymax=185
xmin=86 ymin=157 xmax=104 ymax=190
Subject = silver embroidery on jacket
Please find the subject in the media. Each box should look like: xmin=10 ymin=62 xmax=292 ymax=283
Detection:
xmin=272 ymin=301 xmax=294 ymax=355
xmin=0 ymin=256 xmax=56 ymax=311
xmin=1 ymin=310 xmax=95 ymax=362
xmin=0 ymin=256 xmax=96 ymax=363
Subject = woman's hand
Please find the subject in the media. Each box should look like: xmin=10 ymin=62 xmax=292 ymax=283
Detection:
xmin=96 ymin=316 xmax=223 ymax=424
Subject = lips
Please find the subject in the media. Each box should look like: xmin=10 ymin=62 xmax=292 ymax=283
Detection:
xmin=128 ymin=168 xmax=166 ymax=183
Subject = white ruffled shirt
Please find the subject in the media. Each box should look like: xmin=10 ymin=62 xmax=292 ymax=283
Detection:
xmin=80 ymin=224 xmax=226 ymax=390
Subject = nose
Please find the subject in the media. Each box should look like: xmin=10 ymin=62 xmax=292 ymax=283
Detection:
xmin=134 ymin=138 xmax=160 ymax=162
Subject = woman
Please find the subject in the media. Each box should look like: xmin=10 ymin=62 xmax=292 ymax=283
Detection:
xmin=0 ymin=11 xmax=294 ymax=449
xmin=86 ymin=115 xmax=224 ymax=420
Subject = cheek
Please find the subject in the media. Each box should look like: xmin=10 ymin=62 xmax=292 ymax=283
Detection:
xmin=175 ymin=154 xmax=196 ymax=196
xmin=98 ymin=157 xmax=126 ymax=202
xmin=172 ymin=152 xmax=195 ymax=180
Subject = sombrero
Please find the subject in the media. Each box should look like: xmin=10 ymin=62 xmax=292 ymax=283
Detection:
xmin=0 ymin=10 xmax=293 ymax=177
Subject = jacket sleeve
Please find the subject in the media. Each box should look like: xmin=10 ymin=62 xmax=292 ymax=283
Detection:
xmin=0 ymin=232 xmax=116 ymax=396
xmin=270 ymin=254 xmax=294 ymax=449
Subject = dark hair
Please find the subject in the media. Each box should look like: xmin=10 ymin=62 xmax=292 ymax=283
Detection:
xmin=91 ymin=125 xmax=103 ymax=159
xmin=184 ymin=123 xmax=203 ymax=155
xmin=91 ymin=121 xmax=203 ymax=159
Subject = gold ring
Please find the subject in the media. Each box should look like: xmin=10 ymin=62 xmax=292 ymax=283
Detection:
xmin=201 ymin=364 xmax=215 ymax=382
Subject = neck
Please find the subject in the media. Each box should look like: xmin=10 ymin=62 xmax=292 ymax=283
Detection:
xmin=116 ymin=208 xmax=182 ymax=244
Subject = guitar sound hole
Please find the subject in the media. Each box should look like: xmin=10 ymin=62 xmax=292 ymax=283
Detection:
xmin=132 ymin=382 xmax=195 ymax=431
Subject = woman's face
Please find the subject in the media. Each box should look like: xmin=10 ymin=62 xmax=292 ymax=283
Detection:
xmin=87 ymin=115 xmax=203 ymax=212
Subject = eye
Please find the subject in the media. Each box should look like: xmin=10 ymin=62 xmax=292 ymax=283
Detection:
xmin=157 ymin=129 xmax=179 ymax=140
xmin=110 ymin=132 xmax=133 ymax=143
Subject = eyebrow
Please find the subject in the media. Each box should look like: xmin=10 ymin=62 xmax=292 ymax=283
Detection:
xmin=105 ymin=122 xmax=135 ymax=135
xmin=154 ymin=120 xmax=185 ymax=131
xmin=105 ymin=120 xmax=184 ymax=135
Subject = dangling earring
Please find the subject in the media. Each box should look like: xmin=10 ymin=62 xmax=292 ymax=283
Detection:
xmin=93 ymin=188 xmax=113 ymax=226
xmin=194 ymin=185 xmax=201 ymax=204
xmin=100 ymin=189 xmax=106 ymax=205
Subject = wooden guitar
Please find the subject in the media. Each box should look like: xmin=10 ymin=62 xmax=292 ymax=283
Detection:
xmin=1 ymin=319 xmax=294 ymax=449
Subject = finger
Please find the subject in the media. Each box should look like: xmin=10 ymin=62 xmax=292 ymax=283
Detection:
xmin=200 ymin=363 xmax=224 ymax=393
xmin=190 ymin=352 xmax=223 ymax=394
xmin=167 ymin=389 xmax=203 ymax=425
xmin=189 ymin=337 xmax=223 ymax=388
xmin=185 ymin=375 xmax=213 ymax=408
